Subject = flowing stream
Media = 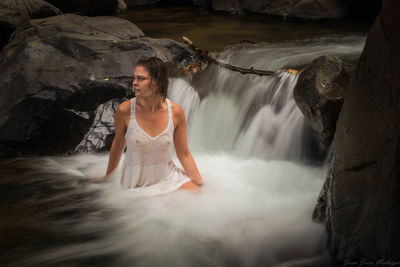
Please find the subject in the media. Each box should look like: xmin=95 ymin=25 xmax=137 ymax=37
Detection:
xmin=0 ymin=33 xmax=365 ymax=266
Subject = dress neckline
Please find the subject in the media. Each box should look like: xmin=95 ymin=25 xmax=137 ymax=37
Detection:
xmin=133 ymin=98 xmax=171 ymax=139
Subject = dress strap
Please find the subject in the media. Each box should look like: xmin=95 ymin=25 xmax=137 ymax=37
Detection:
xmin=166 ymin=99 xmax=172 ymax=124
xmin=131 ymin=98 xmax=136 ymax=120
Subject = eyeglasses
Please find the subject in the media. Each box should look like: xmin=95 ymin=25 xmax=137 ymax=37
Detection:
xmin=132 ymin=75 xmax=149 ymax=82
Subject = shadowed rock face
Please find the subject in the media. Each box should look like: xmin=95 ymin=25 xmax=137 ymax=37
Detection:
xmin=212 ymin=0 xmax=242 ymax=14
xmin=322 ymin=0 xmax=400 ymax=261
xmin=203 ymin=0 xmax=350 ymax=19
xmin=0 ymin=0 xmax=61 ymax=51
xmin=43 ymin=0 xmax=120 ymax=16
xmin=294 ymin=55 xmax=351 ymax=147
xmin=124 ymin=0 xmax=159 ymax=8
xmin=124 ymin=0 xmax=380 ymax=20
xmin=0 ymin=14 xmax=195 ymax=157
xmin=197 ymin=0 xmax=380 ymax=20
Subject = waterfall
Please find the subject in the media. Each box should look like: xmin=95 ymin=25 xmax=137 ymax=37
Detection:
xmin=169 ymin=70 xmax=310 ymax=162
xmin=168 ymin=35 xmax=366 ymax=163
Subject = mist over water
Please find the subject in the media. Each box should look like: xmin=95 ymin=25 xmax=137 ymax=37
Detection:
xmin=219 ymin=35 xmax=366 ymax=68
xmin=12 ymin=153 xmax=325 ymax=267
xmin=1 ymin=35 xmax=366 ymax=266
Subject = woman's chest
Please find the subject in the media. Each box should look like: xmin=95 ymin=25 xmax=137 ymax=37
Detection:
xmin=135 ymin=110 xmax=169 ymax=137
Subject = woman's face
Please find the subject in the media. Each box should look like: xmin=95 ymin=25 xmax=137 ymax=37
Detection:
xmin=132 ymin=65 xmax=157 ymax=98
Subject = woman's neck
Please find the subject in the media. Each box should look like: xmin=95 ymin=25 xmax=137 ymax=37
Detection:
xmin=136 ymin=95 xmax=164 ymax=112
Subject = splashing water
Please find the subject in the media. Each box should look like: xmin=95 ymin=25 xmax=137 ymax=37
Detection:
xmin=4 ymin=153 xmax=325 ymax=267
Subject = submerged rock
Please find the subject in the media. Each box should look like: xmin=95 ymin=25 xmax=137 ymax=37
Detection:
xmin=319 ymin=0 xmax=400 ymax=262
xmin=0 ymin=14 xmax=195 ymax=158
xmin=0 ymin=0 xmax=61 ymax=51
xmin=294 ymin=55 xmax=351 ymax=147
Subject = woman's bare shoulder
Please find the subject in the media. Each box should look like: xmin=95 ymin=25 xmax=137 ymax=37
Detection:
xmin=117 ymin=99 xmax=131 ymax=114
xmin=170 ymin=101 xmax=185 ymax=118
xmin=113 ymin=100 xmax=131 ymax=123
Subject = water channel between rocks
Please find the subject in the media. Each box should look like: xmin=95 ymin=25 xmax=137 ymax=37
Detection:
xmin=1 ymin=7 xmax=369 ymax=267
xmin=117 ymin=6 xmax=370 ymax=52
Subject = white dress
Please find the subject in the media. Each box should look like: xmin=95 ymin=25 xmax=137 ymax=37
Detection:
xmin=117 ymin=97 xmax=191 ymax=195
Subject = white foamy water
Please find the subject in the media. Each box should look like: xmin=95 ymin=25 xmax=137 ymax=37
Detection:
xmin=219 ymin=35 xmax=366 ymax=69
xmin=30 ymin=153 xmax=327 ymax=267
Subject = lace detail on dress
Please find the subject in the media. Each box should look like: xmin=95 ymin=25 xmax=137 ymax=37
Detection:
xmin=125 ymin=126 xmax=173 ymax=166
xmin=125 ymin=98 xmax=174 ymax=167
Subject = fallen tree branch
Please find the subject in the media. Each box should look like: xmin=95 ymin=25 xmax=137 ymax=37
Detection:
xmin=182 ymin=36 xmax=298 ymax=76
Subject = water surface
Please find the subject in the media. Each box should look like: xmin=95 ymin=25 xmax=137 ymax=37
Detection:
xmin=117 ymin=6 xmax=369 ymax=51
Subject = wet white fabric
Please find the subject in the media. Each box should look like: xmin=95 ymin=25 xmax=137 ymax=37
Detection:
xmin=117 ymin=98 xmax=191 ymax=195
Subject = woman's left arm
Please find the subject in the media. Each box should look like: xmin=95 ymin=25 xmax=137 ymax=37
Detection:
xmin=173 ymin=104 xmax=203 ymax=186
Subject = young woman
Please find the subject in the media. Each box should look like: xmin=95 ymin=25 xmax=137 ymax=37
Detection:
xmin=102 ymin=56 xmax=203 ymax=194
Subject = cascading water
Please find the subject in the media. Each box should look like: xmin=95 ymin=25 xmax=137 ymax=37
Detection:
xmin=169 ymin=70 xmax=306 ymax=161
xmin=170 ymin=35 xmax=366 ymax=162
xmin=0 ymin=35 xmax=366 ymax=267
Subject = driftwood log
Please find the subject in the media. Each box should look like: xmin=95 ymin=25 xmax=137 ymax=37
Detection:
xmin=182 ymin=36 xmax=298 ymax=76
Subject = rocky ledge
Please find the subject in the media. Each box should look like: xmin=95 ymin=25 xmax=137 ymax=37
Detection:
xmin=294 ymin=55 xmax=351 ymax=148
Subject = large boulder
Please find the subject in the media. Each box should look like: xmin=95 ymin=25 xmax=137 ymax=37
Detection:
xmin=318 ymin=0 xmax=400 ymax=262
xmin=0 ymin=14 xmax=194 ymax=158
xmin=0 ymin=0 xmax=61 ymax=51
xmin=44 ymin=0 xmax=121 ymax=16
xmin=294 ymin=55 xmax=351 ymax=147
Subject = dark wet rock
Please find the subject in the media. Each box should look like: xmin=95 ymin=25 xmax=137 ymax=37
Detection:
xmin=43 ymin=0 xmax=120 ymax=16
xmin=0 ymin=143 xmax=22 ymax=158
xmin=0 ymin=0 xmax=61 ymax=51
xmin=0 ymin=14 xmax=144 ymax=124
xmin=73 ymin=99 xmax=123 ymax=153
xmin=0 ymin=97 xmax=92 ymax=156
xmin=0 ymin=14 xmax=196 ymax=158
xmin=348 ymin=0 xmax=382 ymax=21
xmin=294 ymin=55 xmax=351 ymax=147
xmin=124 ymin=0 xmax=159 ymax=8
xmin=211 ymin=0 xmax=242 ymax=15
xmin=313 ymin=162 xmax=333 ymax=223
xmin=117 ymin=0 xmax=128 ymax=12
xmin=193 ymin=0 xmax=211 ymax=8
xmin=209 ymin=0 xmax=350 ymax=19
xmin=319 ymin=0 xmax=400 ymax=261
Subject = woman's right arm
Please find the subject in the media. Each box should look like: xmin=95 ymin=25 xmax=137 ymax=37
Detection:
xmin=104 ymin=101 xmax=130 ymax=177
